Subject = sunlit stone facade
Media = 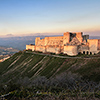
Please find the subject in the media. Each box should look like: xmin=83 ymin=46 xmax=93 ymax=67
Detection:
xmin=26 ymin=32 xmax=100 ymax=56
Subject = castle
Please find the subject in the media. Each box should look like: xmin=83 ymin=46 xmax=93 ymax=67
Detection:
xmin=26 ymin=32 xmax=100 ymax=56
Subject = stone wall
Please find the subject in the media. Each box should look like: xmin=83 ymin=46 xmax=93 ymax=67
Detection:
xmin=63 ymin=32 xmax=70 ymax=45
xmin=35 ymin=36 xmax=63 ymax=46
xmin=35 ymin=37 xmax=45 ymax=46
xmin=35 ymin=32 xmax=84 ymax=47
xmin=76 ymin=32 xmax=83 ymax=43
xmin=26 ymin=32 xmax=100 ymax=56
xmin=47 ymin=36 xmax=63 ymax=46
xmin=78 ymin=45 xmax=89 ymax=52
xmin=98 ymin=39 xmax=100 ymax=50
xmin=26 ymin=45 xmax=35 ymax=51
xmin=88 ymin=39 xmax=98 ymax=52
xmin=64 ymin=45 xmax=78 ymax=56
xmin=35 ymin=46 xmax=46 ymax=52
xmin=46 ymin=46 xmax=60 ymax=54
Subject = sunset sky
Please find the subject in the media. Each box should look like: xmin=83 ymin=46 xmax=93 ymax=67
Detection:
xmin=0 ymin=0 xmax=100 ymax=37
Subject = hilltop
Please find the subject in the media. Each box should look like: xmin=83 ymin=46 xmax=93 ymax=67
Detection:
xmin=0 ymin=51 xmax=100 ymax=99
xmin=0 ymin=51 xmax=100 ymax=83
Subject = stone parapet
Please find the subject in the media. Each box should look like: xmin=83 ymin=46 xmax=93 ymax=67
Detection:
xmin=26 ymin=45 xmax=35 ymax=51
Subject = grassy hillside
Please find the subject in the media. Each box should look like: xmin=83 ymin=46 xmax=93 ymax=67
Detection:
xmin=0 ymin=51 xmax=100 ymax=83
xmin=0 ymin=51 xmax=100 ymax=99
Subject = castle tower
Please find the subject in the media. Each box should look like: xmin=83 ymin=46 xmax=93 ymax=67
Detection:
xmin=76 ymin=32 xmax=83 ymax=43
xmin=35 ymin=37 xmax=40 ymax=46
xmin=44 ymin=37 xmax=49 ymax=46
xmin=63 ymin=32 xmax=70 ymax=45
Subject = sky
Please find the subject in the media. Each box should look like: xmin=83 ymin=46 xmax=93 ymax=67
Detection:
xmin=0 ymin=0 xmax=100 ymax=37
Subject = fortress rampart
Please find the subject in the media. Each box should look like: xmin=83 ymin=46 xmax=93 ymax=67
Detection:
xmin=26 ymin=32 xmax=100 ymax=56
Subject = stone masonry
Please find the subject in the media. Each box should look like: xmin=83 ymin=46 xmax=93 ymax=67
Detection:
xmin=26 ymin=32 xmax=100 ymax=56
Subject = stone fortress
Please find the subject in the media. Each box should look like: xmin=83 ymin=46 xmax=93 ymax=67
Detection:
xmin=26 ymin=32 xmax=100 ymax=56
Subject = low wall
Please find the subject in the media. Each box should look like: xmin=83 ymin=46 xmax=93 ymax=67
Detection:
xmin=88 ymin=39 xmax=98 ymax=51
xmin=46 ymin=46 xmax=60 ymax=54
xmin=35 ymin=46 xmax=46 ymax=52
xmin=98 ymin=39 xmax=100 ymax=50
xmin=78 ymin=45 xmax=89 ymax=53
xmin=64 ymin=45 xmax=78 ymax=56
xmin=26 ymin=45 xmax=35 ymax=51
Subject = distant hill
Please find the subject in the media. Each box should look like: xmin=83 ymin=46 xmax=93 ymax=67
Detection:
xmin=90 ymin=36 xmax=100 ymax=39
xmin=0 ymin=51 xmax=100 ymax=84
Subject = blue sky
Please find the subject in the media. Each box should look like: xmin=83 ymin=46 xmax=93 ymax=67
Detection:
xmin=0 ymin=0 xmax=100 ymax=36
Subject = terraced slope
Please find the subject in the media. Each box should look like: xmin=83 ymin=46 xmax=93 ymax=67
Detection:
xmin=0 ymin=51 xmax=100 ymax=83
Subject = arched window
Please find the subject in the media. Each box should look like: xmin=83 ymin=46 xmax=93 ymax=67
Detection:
xmin=87 ymin=51 xmax=89 ymax=55
xmin=83 ymin=51 xmax=85 ymax=54
xmin=78 ymin=52 xmax=81 ymax=55
xmin=90 ymin=52 xmax=92 ymax=55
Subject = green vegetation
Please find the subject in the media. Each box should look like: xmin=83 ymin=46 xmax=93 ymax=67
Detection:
xmin=0 ymin=74 xmax=100 ymax=100
xmin=0 ymin=51 xmax=100 ymax=82
xmin=0 ymin=51 xmax=100 ymax=99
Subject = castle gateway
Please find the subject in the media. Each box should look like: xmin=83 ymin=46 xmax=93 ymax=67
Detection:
xmin=26 ymin=32 xmax=100 ymax=56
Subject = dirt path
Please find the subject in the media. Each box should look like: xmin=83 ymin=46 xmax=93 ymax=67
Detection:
xmin=25 ymin=51 xmax=100 ymax=59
